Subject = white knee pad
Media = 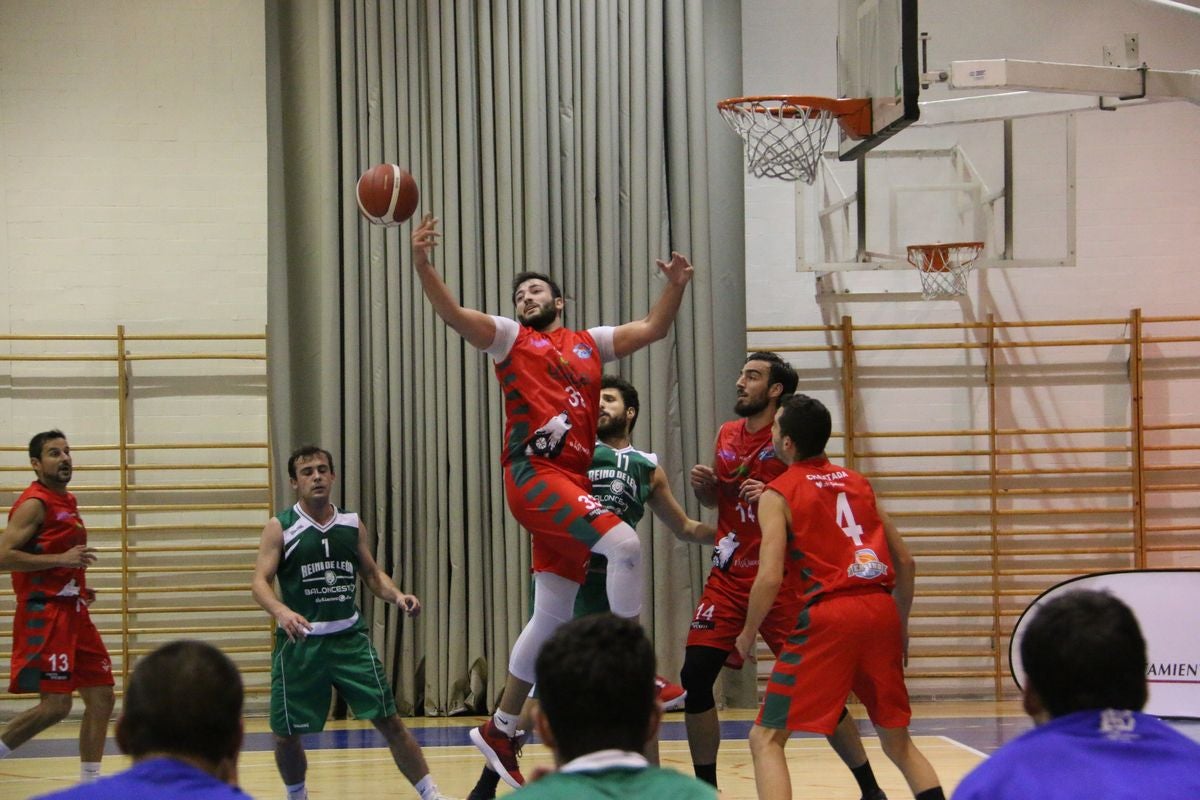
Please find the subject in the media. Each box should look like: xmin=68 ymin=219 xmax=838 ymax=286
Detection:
xmin=591 ymin=523 xmax=643 ymax=618
xmin=507 ymin=572 xmax=579 ymax=683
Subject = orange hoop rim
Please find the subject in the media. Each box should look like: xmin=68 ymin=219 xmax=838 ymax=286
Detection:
xmin=716 ymin=95 xmax=872 ymax=140
xmin=906 ymin=241 xmax=985 ymax=273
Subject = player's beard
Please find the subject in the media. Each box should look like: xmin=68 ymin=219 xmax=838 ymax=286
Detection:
xmin=520 ymin=301 xmax=559 ymax=331
xmin=734 ymin=393 xmax=769 ymax=418
xmin=597 ymin=413 xmax=626 ymax=440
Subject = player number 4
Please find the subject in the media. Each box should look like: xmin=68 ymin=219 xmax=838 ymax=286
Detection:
xmin=836 ymin=491 xmax=865 ymax=546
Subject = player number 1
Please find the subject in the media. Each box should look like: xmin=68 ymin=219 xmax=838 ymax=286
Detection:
xmin=836 ymin=492 xmax=865 ymax=546
xmin=322 ymin=538 xmax=330 ymax=558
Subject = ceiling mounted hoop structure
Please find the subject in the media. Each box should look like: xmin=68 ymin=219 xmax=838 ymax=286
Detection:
xmin=717 ymin=95 xmax=872 ymax=184
xmin=906 ymin=241 xmax=985 ymax=299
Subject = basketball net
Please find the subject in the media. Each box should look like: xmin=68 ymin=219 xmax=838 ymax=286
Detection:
xmin=717 ymin=96 xmax=871 ymax=184
xmin=906 ymin=242 xmax=985 ymax=299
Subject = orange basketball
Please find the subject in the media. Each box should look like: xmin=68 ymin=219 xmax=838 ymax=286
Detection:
xmin=356 ymin=164 xmax=419 ymax=226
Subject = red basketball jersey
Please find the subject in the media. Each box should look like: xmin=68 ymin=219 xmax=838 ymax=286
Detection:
xmin=767 ymin=456 xmax=895 ymax=603
xmin=8 ymin=481 xmax=88 ymax=601
xmin=709 ymin=419 xmax=787 ymax=592
xmin=488 ymin=317 xmax=615 ymax=474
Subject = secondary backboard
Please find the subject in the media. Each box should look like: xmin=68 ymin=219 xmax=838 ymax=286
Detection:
xmin=837 ymin=0 xmax=920 ymax=160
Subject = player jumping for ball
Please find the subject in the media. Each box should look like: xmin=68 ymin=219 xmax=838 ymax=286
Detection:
xmin=411 ymin=214 xmax=694 ymax=787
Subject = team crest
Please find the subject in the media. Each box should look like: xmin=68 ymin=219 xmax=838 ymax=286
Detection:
xmin=846 ymin=548 xmax=889 ymax=580
xmin=611 ymin=478 xmax=627 ymax=495
xmin=758 ymin=447 xmax=775 ymax=460
xmin=572 ymin=343 xmax=593 ymax=360
xmin=325 ymin=570 xmax=337 ymax=586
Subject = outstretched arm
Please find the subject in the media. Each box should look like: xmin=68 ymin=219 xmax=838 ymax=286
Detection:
xmin=357 ymin=522 xmax=421 ymax=617
xmin=646 ymin=466 xmax=715 ymax=544
xmin=611 ymin=251 xmax=694 ymax=358
xmin=411 ymin=214 xmax=498 ymax=350
xmin=251 ymin=518 xmax=313 ymax=642
xmin=0 ymin=500 xmax=96 ymax=572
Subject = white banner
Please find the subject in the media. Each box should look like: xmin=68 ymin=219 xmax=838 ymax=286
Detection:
xmin=1010 ymin=570 xmax=1200 ymax=719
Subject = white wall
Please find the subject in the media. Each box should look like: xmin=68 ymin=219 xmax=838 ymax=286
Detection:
xmin=0 ymin=0 xmax=268 ymax=448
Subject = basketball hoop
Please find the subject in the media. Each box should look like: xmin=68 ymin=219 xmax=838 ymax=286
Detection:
xmin=716 ymin=96 xmax=872 ymax=184
xmin=906 ymin=242 xmax=985 ymax=299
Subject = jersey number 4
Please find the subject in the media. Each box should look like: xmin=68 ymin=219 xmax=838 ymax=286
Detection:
xmin=836 ymin=492 xmax=865 ymax=546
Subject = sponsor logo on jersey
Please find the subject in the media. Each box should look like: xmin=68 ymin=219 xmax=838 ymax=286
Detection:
xmin=690 ymin=618 xmax=715 ymax=631
xmin=846 ymin=548 xmax=888 ymax=580
xmin=713 ymin=532 xmax=740 ymax=570
xmin=1098 ymin=709 xmax=1138 ymax=741
xmin=532 ymin=337 xmax=551 ymax=348
xmin=808 ymin=470 xmax=849 ymax=481
xmin=758 ymin=447 xmax=776 ymax=460
xmin=55 ymin=511 xmax=74 ymax=521
xmin=301 ymin=560 xmax=354 ymax=580
xmin=718 ymin=448 xmax=737 ymax=461
xmin=572 ymin=343 xmax=593 ymax=360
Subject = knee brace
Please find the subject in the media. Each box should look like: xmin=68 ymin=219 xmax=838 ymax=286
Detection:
xmin=681 ymin=645 xmax=727 ymax=714
xmin=590 ymin=523 xmax=642 ymax=617
xmin=508 ymin=572 xmax=579 ymax=682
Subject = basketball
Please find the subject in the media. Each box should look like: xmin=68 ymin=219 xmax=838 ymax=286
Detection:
xmin=356 ymin=163 xmax=419 ymax=226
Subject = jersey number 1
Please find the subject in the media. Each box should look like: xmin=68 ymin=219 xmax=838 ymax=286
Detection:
xmin=836 ymin=492 xmax=865 ymax=546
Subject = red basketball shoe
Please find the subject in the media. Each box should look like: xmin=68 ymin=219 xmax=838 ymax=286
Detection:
xmin=655 ymin=675 xmax=688 ymax=711
xmin=469 ymin=719 xmax=525 ymax=788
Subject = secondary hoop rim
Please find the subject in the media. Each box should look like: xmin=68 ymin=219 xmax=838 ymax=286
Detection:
xmin=906 ymin=241 xmax=986 ymax=273
xmin=716 ymin=95 xmax=873 ymax=140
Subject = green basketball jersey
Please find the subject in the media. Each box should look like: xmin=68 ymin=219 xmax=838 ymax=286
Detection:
xmin=511 ymin=765 xmax=717 ymax=799
xmin=588 ymin=441 xmax=658 ymax=526
xmin=274 ymin=503 xmax=363 ymax=634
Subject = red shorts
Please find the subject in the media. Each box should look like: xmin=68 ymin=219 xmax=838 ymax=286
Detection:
xmin=685 ymin=576 xmax=805 ymax=663
xmin=756 ymin=589 xmax=911 ymax=734
xmin=9 ymin=597 xmax=113 ymax=694
xmin=504 ymin=462 xmax=623 ymax=584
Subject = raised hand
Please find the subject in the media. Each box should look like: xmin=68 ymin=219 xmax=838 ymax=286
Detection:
xmin=655 ymin=251 xmax=694 ymax=287
xmin=411 ymin=214 xmax=441 ymax=267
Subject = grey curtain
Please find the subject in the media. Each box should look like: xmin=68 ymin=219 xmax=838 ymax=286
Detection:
xmin=266 ymin=0 xmax=745 ymax=714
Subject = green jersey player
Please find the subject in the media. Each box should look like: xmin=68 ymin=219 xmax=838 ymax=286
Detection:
xmin=252 ymin=445 xmax=453 ymax=800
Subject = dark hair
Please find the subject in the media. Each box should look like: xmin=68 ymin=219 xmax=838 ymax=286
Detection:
xmin=29 ymin=430 xmax=67 ymax=461
xmin=511 ymin=271 xmax=563 ymax=304
xmin=535 ymin=614 xmax=655 ymax=762
xmin=746 ymin=351 xmax=799 ymax=398
xmin=776 ymin=394 xmax=832 ymax=459
xmin=287 ymin=445 xmax=335 ymax=480
xmin=119 ymin=640 xmax=243 ymax=763
xmin=601 ymin=375 xmax=640 ymax=434
xmin=1020 ymin=589 xmax=1147 ymax=717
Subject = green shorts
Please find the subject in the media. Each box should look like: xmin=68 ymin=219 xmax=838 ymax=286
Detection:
xmin=573 ymin=557 xmax=610 ymax=617
xmin=270 ymin=628 xmax=397 ymax=736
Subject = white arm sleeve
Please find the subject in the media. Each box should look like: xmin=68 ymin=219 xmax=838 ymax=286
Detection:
xmin=589 ymin=325 xmax=616 ymax=363
xmin=484 ymin=316 xmax=520 ymax=360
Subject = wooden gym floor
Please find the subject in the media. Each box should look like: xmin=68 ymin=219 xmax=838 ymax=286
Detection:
xmin=3 ymin=701 xmax=1029 ymax=799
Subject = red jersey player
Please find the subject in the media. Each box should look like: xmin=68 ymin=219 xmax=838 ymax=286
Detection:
xmin=411 ymin=214 xmax=693 ymax=787
xmin=0 ymin=430 xmax=114 ymax=784
xmin=683 ymin=353 xmax=882 ymax=797
xmin=735 ymin=394 xmax=944 ymax=800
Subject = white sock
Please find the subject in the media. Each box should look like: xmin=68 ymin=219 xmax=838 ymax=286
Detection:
xmin=285 ymin=781 xmax=307 ymax=800
xmin=414 ymin=774 xmax=440 ymax=800
xmin=80 ymin=762 xmax=102 ymax=783
xmin=492 ymin=709 xmax=518 ymax=736
xmin=0 ymin=740 xmax=11 ymax=759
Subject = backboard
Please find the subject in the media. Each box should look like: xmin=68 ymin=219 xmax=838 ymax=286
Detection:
xmin=837 ymin=0 xmax=921 ymax=160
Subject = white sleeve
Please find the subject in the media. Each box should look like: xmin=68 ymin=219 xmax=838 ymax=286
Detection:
xmin=484 ymin=316 xmax=520 ymax=360
xmin=589 ymin=326 xmax=617 ymax=363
